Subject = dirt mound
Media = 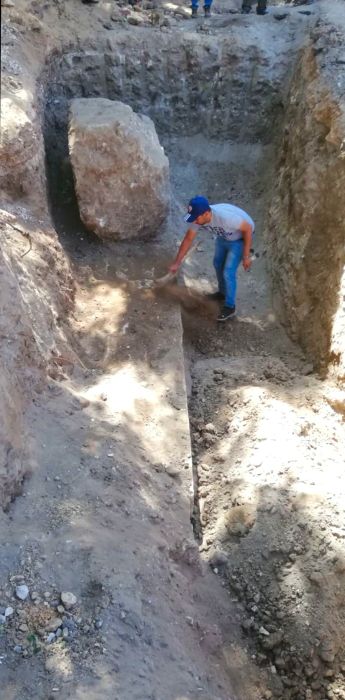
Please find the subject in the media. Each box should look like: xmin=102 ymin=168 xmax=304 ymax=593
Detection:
xmin=155 ymin=283 xmax=219 ymax=318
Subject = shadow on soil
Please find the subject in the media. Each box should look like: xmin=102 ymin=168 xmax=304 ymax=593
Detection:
xmin=188 ymin=370 xmax=345 ymax=699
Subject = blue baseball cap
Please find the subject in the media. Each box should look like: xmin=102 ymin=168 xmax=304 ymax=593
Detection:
xmin=184 ymin=196 xmax=210 ymax=223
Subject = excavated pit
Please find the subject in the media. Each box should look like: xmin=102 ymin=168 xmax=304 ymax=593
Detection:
xmin=3 ymin=1 xmax=345 ymax=698
xmin=39 ymin=25 xmax=333 ymax=700
xmin=42 ymin=23 xmax=345 ymax=379
xmin=41 ymin=27 xmax=297 ymax=379
xmin=41 ymin=29 xmax=291 ymax=545
xmin=2 ymin=9 xmax=344 ymax=699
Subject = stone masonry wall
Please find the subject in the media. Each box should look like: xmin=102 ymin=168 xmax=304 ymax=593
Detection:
xmin=43 ymin=29 xmax=286 ymax=145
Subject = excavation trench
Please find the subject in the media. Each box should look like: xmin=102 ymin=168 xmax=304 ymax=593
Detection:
xmin=36 ymin=19 xmax=345 ymax=700
xmin=42 ymin=31 xmax=287 ymax=539
xmin=2 ymin=2 xmax=345 ymax=698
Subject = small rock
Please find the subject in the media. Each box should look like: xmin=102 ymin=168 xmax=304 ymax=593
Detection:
xmin=60 ymin=592 xmax=77 ymax=609
xmin=57 ymin=605 xmax=65 ymax=614
xmin=5 ymin=606 xmax=14 ymax=617
xmin=46 ymin=617 xmax=63 ymax=633
xmin=241 ymin=618 xmax=254 ymax=632
xmin=334 ymin=555 xmax=345 ymax=574
xmin=95 ymin=619 xmax=103 ymax=629
xmin=319 ymin=640 xmax=335 ymax=664
xmin=47 ymin=632 xmax=56 ymax=643
xmin=62 ymin=627 xmax=69 ymax=639
xmin=0 ymin=615 xmax=6 ymax=624
xmin=45 ymin=657 xmax=57 ymax=672
xmin=31 ymin=592 xmax=39 ymax=601
xmin=19 ymin=623 xmax=29 ymax=633
xmin=62 ymin=617 xmax=76 ymax=631
xmin=127 ymin=12 xmax=146 ymax=25
xmin=14 ymin=645 xmax=22 ymax=653
xmin=165 ymin=465 xmax=179 ymax=478
xmin=320 ymin=651 xmax=335 ymax=664
xmin=2 ymin=0 xmax=15 ymax=6
xmin=16 ymin=585 xmax=29 ymax=601
xmin=304 ymin=665 xmax=314 ymax=678
xmin=311 ymin=680 xmax=321 ymax=691
xmin=259 ymin=626 xmax=270 ymax=636
xmin=308 ymin=570 xmax=324 ymax=586
xmin=261 ymin=631 xmax=284 ymax=651
xmin=204 ymin=422 xmax=216 ymax=434
xmin=209 ymin=550 xmax=228 ymax=567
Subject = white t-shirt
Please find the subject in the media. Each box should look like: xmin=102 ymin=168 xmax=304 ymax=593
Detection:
xmin=192 ymin=203 xmax=255 ymax=241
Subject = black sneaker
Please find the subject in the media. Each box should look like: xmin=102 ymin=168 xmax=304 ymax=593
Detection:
xmin=191 ymin=6 xmax=198 ymax=17
xmin=241 ymin=5 xmax=251 ymax=13
xmin=256 ymin=7 xmax=268 ymax=14
xmin=204 ymin=5 xmax=211 ymax=17
xmin=206 ymin=291 xmax=225 ymax=302
xmin=217 ymin=305 xmax=236 ymax=322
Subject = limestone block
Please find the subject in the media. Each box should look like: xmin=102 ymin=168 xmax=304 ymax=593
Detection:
xmin=69 ymin=98 xmax=170 ymax=240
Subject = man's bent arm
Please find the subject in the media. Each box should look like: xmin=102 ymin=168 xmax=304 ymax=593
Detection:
xmin=169 ymin=228 xmax=197 ymax=273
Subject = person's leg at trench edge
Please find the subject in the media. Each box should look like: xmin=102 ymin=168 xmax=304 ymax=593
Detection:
xmin=191 ymin=0 xmax=198 ymax=16
xmin=242 ymin=0 xmax=267 ymax=13
xmin=216 ymin=239 xmax=244 ymax=321
xmin=204 ymin=0 xmax=212 ymax=17
xmin=256 ymin=0 xmax=267 ymax=14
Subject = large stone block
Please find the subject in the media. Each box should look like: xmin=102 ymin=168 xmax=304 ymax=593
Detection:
xmin=69 ymin=98 xmax=170 ymax=240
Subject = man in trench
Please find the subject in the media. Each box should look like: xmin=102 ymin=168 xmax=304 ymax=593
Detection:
xmin=169 ymin=196 xmax=254 ymax=322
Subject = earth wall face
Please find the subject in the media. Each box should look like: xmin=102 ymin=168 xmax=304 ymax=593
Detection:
xmin=268 ymin=27 xmax=345 ymax=376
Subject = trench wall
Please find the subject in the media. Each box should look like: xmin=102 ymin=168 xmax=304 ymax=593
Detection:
xmin=268 ymin=24 xmax=345 ymax=376
xmin=44 ymin=30 xmax=285 ymax=141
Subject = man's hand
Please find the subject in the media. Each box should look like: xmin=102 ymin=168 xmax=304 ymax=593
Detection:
xmin=242 ymin=256 xmax=252 ymax=272
xmin=168 ymin=228 xmax=197 ymax=276
xmin=169 ymin=261 xmax=180 ymax=275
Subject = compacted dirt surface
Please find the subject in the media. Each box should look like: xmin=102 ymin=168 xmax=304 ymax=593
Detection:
xmin=1 ymin=1 xmax=345 ymax=699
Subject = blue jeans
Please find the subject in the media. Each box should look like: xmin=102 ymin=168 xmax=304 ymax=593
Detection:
xmin=213 ymin=237 xmax=244 ymax=308
xmin=191 ymin=0 xmax=212 ymax=8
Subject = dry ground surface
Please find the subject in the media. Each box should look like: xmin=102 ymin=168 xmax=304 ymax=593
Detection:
xmin=1 ymin=1 xmax=345 ymax=700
